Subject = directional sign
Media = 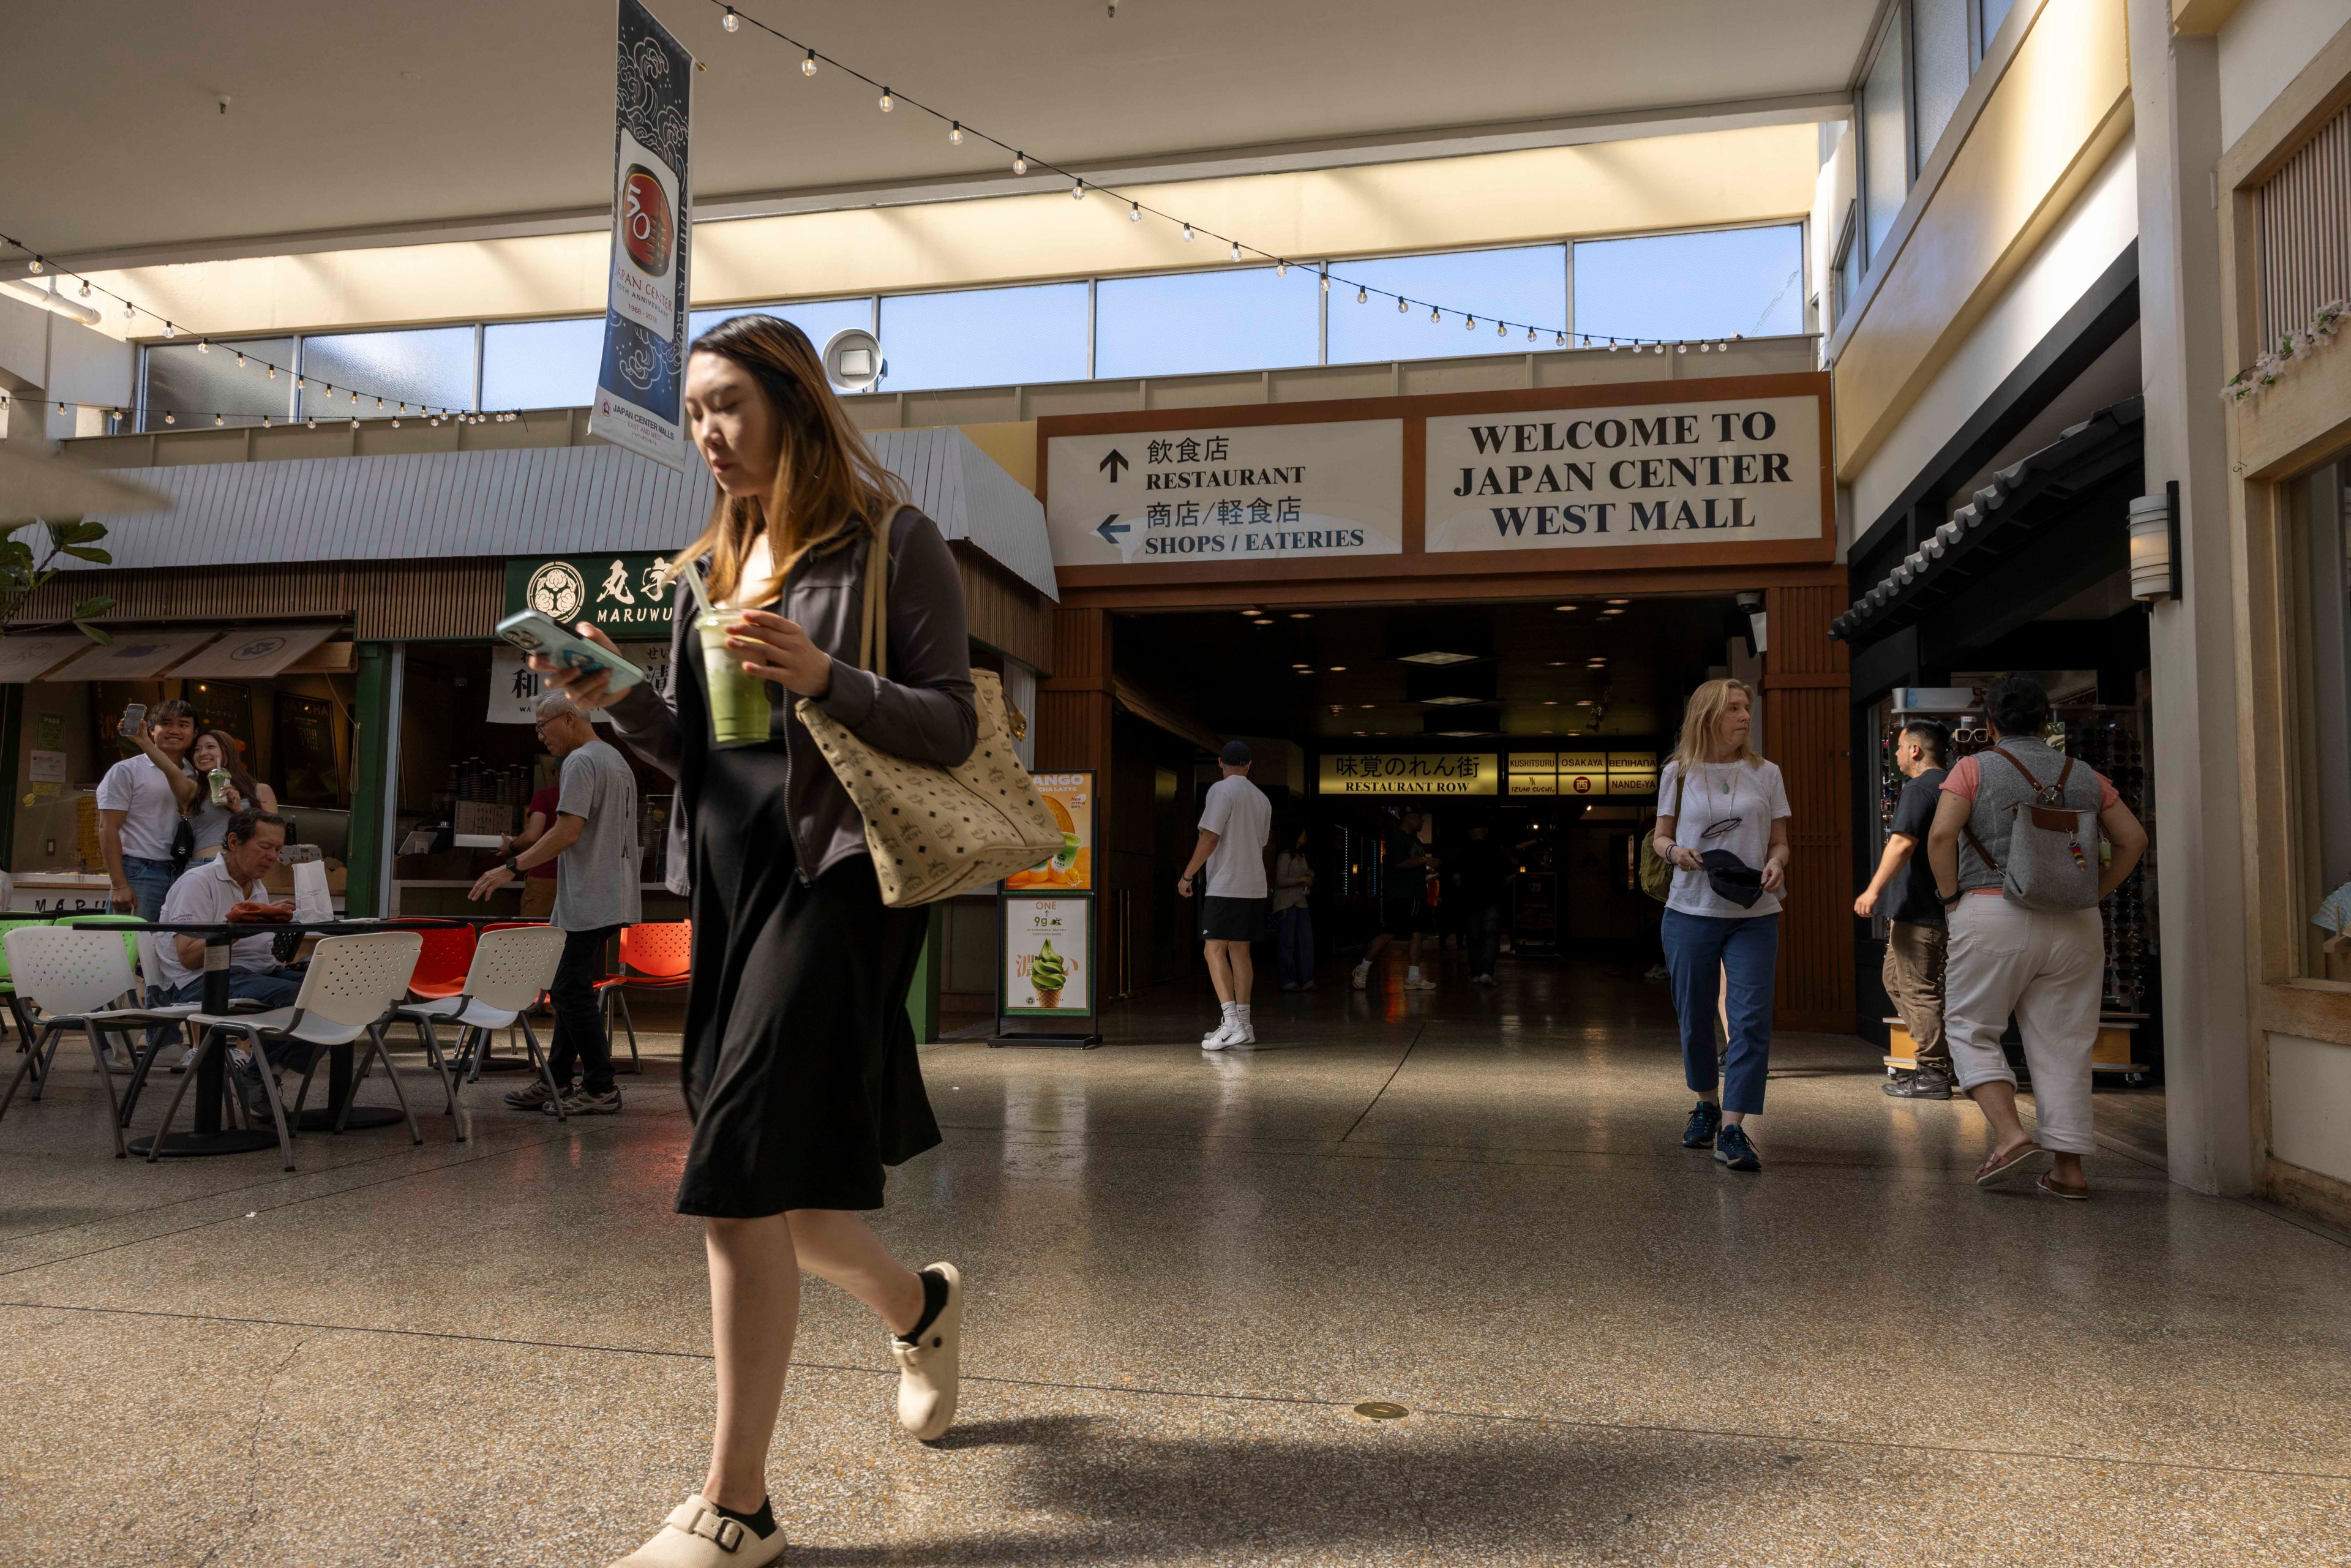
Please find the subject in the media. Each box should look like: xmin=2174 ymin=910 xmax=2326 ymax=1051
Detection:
xmin=1047 ymin=420 xmax=1404 ymax=567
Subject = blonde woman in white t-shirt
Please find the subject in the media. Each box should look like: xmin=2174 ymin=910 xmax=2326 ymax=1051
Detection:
xmin=1649 ymin=679 xmax=1791 ymax=1174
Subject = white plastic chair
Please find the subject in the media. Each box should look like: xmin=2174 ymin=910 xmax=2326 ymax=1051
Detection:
xmin=392 ymin=924 xmax=569 ymax=1136
xmin=0 ymin=927 xmax=209 ymax=1159
xmin=152 ymin=931 xmax=424 ymax=1171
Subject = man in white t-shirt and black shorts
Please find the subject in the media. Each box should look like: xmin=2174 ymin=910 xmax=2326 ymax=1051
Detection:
xmin=1177 ymin=740 xmax=1271 ymax=1051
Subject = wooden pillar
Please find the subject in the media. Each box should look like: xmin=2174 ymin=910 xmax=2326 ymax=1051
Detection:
xmin=1036 ymin=609 xmax=1112 ymax=774
xmin=1764 ymin=583 xmax=1854 ymax=1032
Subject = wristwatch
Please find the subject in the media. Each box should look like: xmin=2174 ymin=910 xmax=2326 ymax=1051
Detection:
xmin=503 ymin=855 xmax=522 ymax=876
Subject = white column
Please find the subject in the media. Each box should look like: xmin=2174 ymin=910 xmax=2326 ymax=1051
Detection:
xmin=2129 ymin=0 xmax=2254 ymax=1195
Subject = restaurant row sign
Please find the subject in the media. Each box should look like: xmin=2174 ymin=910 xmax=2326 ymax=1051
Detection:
xmin=1507 ymin=750 xmax=1659 ymax=797
xmin=1043 ymin=389 xmax=1823 ymax=568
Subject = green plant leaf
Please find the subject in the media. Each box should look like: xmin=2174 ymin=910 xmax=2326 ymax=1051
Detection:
xmin=70 ymin=595 xmax=115 ymax=619
xmin=59 ymin=546 xmax=112 ymax=565
xmin=73 ymin=621 xmax=113 ymax=646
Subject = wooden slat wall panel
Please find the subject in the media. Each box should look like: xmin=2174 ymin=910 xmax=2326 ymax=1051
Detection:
xmin=351 ymin=560 xmax=506 ymax=640
xmin=1037 ymin=609 xmax=1112 ymax=774
xmin=1766 ymin=584 xmax=1854 ymax=1031
xmin=950 ymin=542 xmax=1054 ymax=673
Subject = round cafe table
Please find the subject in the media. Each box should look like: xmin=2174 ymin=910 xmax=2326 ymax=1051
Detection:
xmin=107 ymin=916 xmax=488 ymax=1159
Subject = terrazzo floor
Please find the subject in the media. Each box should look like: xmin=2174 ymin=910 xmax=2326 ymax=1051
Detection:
xmin=1 ymin=953 xmax=2345 ymax=1566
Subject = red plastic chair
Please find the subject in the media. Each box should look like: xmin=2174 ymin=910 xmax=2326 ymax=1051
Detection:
xmin=597 ymin=921 xmax=691 ymax=1075
xmin=405 ymin=926 xmax=479 ymax=1002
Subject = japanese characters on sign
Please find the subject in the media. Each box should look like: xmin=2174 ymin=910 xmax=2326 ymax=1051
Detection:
xmin=1316 ymin=752 xmax=1499 ymax=797
xmin=589 ymin=0 xmax=693 ymax=471
xmin=1423 ymin=396 xmax=1824 ymax=553
xmin=1046 ymin=420 xmax=1404 ymax=566
xmin=503 ymin=553 xmax=677 ymax=636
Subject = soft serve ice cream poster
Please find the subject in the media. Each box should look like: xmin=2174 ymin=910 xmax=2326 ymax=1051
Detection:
xmin=1005 ymin=898 xmax=1088 ymax=1015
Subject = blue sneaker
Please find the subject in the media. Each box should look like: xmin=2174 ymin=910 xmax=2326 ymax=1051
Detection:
xmin=1681 ymin=1100 xmax=1722 ymax=1149
xmin=1714 ymin=1122 xmax=1761 ymax=1172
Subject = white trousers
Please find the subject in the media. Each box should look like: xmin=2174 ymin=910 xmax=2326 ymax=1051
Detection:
xmin=1944 ymin=896 xmax=2105 ymax=1155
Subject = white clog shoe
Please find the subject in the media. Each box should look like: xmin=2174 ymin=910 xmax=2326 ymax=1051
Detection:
xmin=891 ymin=1261 xmax=964 ymax=1441
xmin=611 ymin=1495 xmax=786 ymax=1567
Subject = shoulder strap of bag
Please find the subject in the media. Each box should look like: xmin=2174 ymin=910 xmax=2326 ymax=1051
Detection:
xmin=857 ymin=509 xmax=894 ymax=678
xmin=1982 ymin=745 xmax=2043 ymax=793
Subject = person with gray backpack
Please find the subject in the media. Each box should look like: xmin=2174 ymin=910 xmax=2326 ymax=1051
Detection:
xmin=1925 ymin=675 xmax=2148 ymax=1200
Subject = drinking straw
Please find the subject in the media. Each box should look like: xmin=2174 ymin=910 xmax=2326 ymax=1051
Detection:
xmin=676 ymin=555 xmax=717 ymax=620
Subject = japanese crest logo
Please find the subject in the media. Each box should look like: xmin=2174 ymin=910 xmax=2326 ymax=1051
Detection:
xmin=526 ymin=561 xmax=588 ymax=622
xmin=621 ymin=165 xmax=673 ymax=276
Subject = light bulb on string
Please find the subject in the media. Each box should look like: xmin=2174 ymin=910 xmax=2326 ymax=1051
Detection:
xmin=213 ymin=413 xmax=223 ymax=426
xmin=722 ymin=5 xmax=738 ymax=29
xmin=1676 ymin=342 xmax=1687 ymax=353
xmin=197 ymin=339 xmax=209 ymax=353
xmin=261 ymin=416 xmax=270 ymax=428
xmin=350 ymin=417 xmax=359 ymax=429
xmin=1071 ymin=179 xmax=1085 ymax=200
xmin=123 ymin=301 xmax=133 ymax=319
xmin=164 ymin=322 xmax=176 ymax=338
xmin=1527 ymin=327 xmax=1537 ymax=342
xmin=1430 ymin=306 xmax=1441 ymax=324
xmin=801 ymin=48 xmax=816 ymax=75
xmin=1464 ymin=315 xmax=1475 ymax=332
xmin=1698 ymin=341 xmax=1710 ymax=353
xmin=306 ymin=417 xmax=317 ymax=429
xmin=1011 ymin=152 xmax=1027 ymax=174
xmin=1180 ymin=222 xmax=1193 ymax=242
xmin=26 ymin=259 xmax=39 ymax=274
xmin=164 ymin=412 xmax=175 ymax=424
xmin=78 ymin=280 xmax=89 ymax=298
xmin=235 ymin=352 xmax=245 ymax=367
xmin=1275 ymin=260 xmax=1286 ymax=277
xmin=877 ymin=88 xmax=892 ymax=111
xmin=1128 ymin=202 xmax=1141 ymax=222
xmin=948 ymin=121 xmax=962 ymax=144
xmin=1228 ymin=241 xmax=1241 ymax=261
xmin=1499 ymin=321 xmax=1509 ymax=338
xmin=1607 ymin=340 xmax=1618 ymax=351
xmin=1558 ymin=332 xmax=1568 ymax=347
xmin=1397 ymin=296 xmax=1409 ymax=313
xmin=1357 ymin=287 xmax=1368 ymax=304
xmin=391 ymin=417 xmax=401 ymax=427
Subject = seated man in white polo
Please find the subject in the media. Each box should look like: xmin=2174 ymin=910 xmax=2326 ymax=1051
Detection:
xmin=154 ymin=808 xmax=306 ymax=1117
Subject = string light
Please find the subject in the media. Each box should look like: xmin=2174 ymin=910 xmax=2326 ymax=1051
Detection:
xmin=163 ymin=322 xmax=176 ymax=338
xmin=78 ymin=279 xmax=89 ymax=298
xmin=163 ymin=412 xmax=174 ymax=424
xmin=1397 ymin=297 xmax=1409 ymax=313
xmin=197 ymin=338 xmax=209 ymax=353
xmin=877 ymin=86 xmax=893 ymax=111
xmin=306 ymin=418 xmax=317 ymax=429
xmin=1275 ymin=260 xmax=1287 ymax=278
xmin=213 ymin=413 xmax=223 ymax=426
xmin=722 ymin=5 xmax=738 ymax=29
xmin=801 ymin=48 xmax=816 ymax=74
xmin=1358 ymin=287 xmax=1367 ymax=304
xmin=1430 ymin=306 xmax=1441 ymax=323
xmin=1012 ymin=151 xmax=1026 ymax=173
xmin=1128 ymin=201 xmax=1141 ymax=222
xmin=26 ymin=258 xmax=39 ymax=274
xmin=1464 ymin=315 xmax=1475 ymax=331
xmin=1071 ymin=178 xmax=1084 ymax=200
xmin=1180 ymin=222 xmax=1193 ymax=242
xmin=948 ymin=121 xmax=962 ymax=144
xmin=1228 ymin=241 xmax=1241 ymax=261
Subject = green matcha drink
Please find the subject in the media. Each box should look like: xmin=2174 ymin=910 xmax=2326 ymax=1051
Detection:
xmin=697 ymin=612 xmax=771 ymax=745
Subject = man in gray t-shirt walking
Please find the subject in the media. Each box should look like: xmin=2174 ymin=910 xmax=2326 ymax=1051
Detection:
xmin=471 ymin=692 xmax=642 ymax=1115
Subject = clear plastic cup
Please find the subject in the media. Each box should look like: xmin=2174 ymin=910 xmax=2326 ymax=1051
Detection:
xmin=208 ymin=768 xmax=232 ymax=803
xmin=697 ymin=611 xmax=771 ymax=744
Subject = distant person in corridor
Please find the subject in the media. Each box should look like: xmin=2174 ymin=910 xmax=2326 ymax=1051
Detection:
xmin=1652 ymin=678 xmax=1790 ymax=1174
xmin=1352 ymin=808 xmax=1439 ymax=992
xmin=1272 ymin=825 xmax=1316 ymax=991
xmin=1856 ymin=719 xmax=1954 ymax=1098
xmin=1180 ymin=740 xmax=1272 ymax=1049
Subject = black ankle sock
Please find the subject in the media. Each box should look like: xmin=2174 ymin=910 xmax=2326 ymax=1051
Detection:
xmin=898 ymin=1268 xmax=949 ymax=1345
xmin=711 ymin=1498 xmax=778 ymax=1540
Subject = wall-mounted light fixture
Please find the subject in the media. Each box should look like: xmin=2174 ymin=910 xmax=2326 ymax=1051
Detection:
xmin=2128 ymin=482 xmax=2181 ymax=602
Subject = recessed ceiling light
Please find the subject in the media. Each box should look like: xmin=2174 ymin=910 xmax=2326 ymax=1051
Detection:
xmin=1543 ymin=700 xmax=1558 ymax=705
xmin=1422 ymin=694 xmax=1480 ymax=706
xmin=1577 ymin=699 xmax=1593 ymax=707
xmin=1547 ymin=661 xmax=1565 ymax=667
xmin=1329 ymin=664 xmax=1346 ymax=672
xmin=1290 ymin=611 xmax=1312 ymax=619
xmin=1360 ymin=703 xmax=1374 ymax=709
xmin=1606 ymin=598 xmax=1630 ymax=605
xmin=1397 ymin=650 xmax=1479 ymax=666
xmin=1554 ymin=604 xmax=1577 ymax=612
xmin=1254 ymin=618 xmax=1275 ymax=625
xmin=1354 ymin=729 xmax=1367 ymax=735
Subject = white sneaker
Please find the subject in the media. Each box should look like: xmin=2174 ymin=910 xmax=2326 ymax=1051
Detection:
xmin=1350 ymin=963 xmax=1371 ymax=990
xmin=1403 ymin=975 xmax=1438 ymax=991
xmin=1201 ymin=1010 xmax=1234 ymax=1045
xmin=1229 ymin=1015 xmax=1256 ymax=1046
xmin=1472 ymin=973 xmax=1496 ymax=987
xmin=1201 ymin=1019 xmax=1239 ymax=1051
xmin=892 ymin=1262 xmax=962 ymax=1441
xmin=610 ymin=1495 xmax=787 ymax=1567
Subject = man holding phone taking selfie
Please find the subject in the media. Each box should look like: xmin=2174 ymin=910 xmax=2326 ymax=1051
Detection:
xmin=469 ymin=691 xmax=640 ymax=1116
xmin=97 ymin=698 xmax=201 ymax=919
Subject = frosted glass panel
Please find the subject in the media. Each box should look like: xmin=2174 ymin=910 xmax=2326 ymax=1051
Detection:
xmin=1327 ymin=246 xmax=1567 ymax=364
xmin=1094 ymin=267 xmax=1319 ymax=379
xmin=1913 ymin=0 xmax=1971 ymax=164
xmin=1860 ymin=10 xmax=1909 ymax=267
xmin=876 ymin=283 xmax=1089 ymax=391
xmin=1575 ymin=227 xmax=1805 ymax=343
xmin=299 ymin=328 xmax=474 ymax=419
xmin=141 ymin=338 xmax=294 ymax=431
xmin=481 ymin=318 xmax=603 ymax=410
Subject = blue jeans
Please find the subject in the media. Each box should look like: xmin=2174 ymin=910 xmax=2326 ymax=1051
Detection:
xmin=115 ymin=855 xmax=176 ymax=920
xmin=1660 ymin=909 xmax=1779 ymax=1116
xmin=1273 ymin=905 xmax=1314 ymax=988
xmin=160 ymin=968 xmax=310 ymax=1066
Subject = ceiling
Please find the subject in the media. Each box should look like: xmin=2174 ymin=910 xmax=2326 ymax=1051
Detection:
xmin=1115 ymin=596 xmax=1747 ymax=745
xmin=6 ymin=0 xmax=1871 ymax=266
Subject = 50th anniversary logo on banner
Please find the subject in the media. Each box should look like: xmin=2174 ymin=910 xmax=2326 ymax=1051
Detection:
xmin=590 ymin=0 xmax=693 ymax=470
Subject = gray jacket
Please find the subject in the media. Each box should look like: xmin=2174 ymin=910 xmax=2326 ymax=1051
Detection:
xmin=607 ymin=505 xmax=978 ymax=893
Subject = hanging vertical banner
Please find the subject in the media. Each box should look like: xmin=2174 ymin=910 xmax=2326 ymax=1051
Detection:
xmin=590 ymin=0 xmax=694 ymax=471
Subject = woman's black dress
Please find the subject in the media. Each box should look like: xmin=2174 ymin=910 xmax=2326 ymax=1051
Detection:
xmin=669 ymin=625 xmax=940 ymax=1219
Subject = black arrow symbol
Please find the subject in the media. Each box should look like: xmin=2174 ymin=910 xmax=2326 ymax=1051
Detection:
xmin=1095 ymin=514 xmax=1130 ymax=546
xmin=1098 ymin=448 xmax=1130 ymax=481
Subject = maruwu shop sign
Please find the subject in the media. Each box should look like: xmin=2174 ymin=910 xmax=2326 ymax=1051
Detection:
xmin=503 ymin=553 xmax=676 ymax=634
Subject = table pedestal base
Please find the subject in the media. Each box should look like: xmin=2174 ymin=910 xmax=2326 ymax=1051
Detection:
xmin=127 ymin=1128 xmax=282 ymax=1159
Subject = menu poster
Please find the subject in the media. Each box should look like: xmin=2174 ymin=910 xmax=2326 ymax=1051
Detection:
xmin=1002 ymin=896 xmax=1089 ymax=1017
xmin=1005 ymin=771 xmax=1095 ymax=891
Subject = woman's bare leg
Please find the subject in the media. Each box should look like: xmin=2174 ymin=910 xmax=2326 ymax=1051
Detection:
xmin=787 ymin=1209 xmax=926 ymax=1335
xmin=702 ymin=1214 xmax=799 ymax=1512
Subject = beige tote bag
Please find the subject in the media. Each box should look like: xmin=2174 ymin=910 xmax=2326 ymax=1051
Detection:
xmin=794 ymin=514 xmax=1063 ymax=907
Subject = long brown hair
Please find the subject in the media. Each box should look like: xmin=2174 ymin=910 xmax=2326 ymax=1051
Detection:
xmin=187 ymin=729 xmax=261 ymax=813
xmin=1672 ymin=678 xmax=1764 ymax=770
xmin=667 ymin=315 xmax=905 ymax=602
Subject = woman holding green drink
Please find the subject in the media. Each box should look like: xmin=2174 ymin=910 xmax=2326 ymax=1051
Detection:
xmin=535 ymin=315 xmax=978 ymax=1568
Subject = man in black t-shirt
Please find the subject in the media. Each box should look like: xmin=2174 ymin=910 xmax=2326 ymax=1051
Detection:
xmin=1855 ymin=720 xmax=1954 ymax=1098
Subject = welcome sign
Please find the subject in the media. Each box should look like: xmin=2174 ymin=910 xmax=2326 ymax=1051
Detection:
xmin=1424 ymin=395 xmax=1823 ymax=553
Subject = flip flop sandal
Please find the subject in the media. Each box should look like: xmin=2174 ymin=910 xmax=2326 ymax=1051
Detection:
xmin=1974 ymin=1142 xmax=2053 ymax=1188
xmin=2036 ymin=1172 xmax=2090 ymax=1201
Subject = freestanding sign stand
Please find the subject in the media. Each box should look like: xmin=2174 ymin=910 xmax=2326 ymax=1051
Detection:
xmin=992 ymin=771 xmax=1101 ymax=1048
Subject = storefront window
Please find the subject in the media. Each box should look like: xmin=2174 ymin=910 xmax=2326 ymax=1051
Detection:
xmin=875 ymin=282 xmax=1089 ymax=392
xmin=141 ymin=336 xmax=294 ymax=431
xmin=1096 ymin=266 xmax=1319 ymax=380
xmin=2300 ymin=456 xmax=2351 ymax=978
xmin=688 ymin=297 xmax=875 ymax=368
xmin=298 ymin=327 xmax=476 ymax=419
xmin=1575 ymin=226 xmax=1804 ymax=344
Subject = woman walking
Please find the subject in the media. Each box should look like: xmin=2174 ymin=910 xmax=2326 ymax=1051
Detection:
xmin=1650 ymin=678 xmax=1790 ymax=1173
xmin=1925 ymin=675 xmax=2146 ymax=1199
xmin=539 ymin=316 xmax=977 ymax=1567
xmin=1273 ymin=826 xmax=1316 ymax=989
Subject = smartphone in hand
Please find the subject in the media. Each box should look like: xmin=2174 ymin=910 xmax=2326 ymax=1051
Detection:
xmin=117 ymin=702 xmax=148 ymax=740
xmin=494 ymin=611 xmax=647 ymax=694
